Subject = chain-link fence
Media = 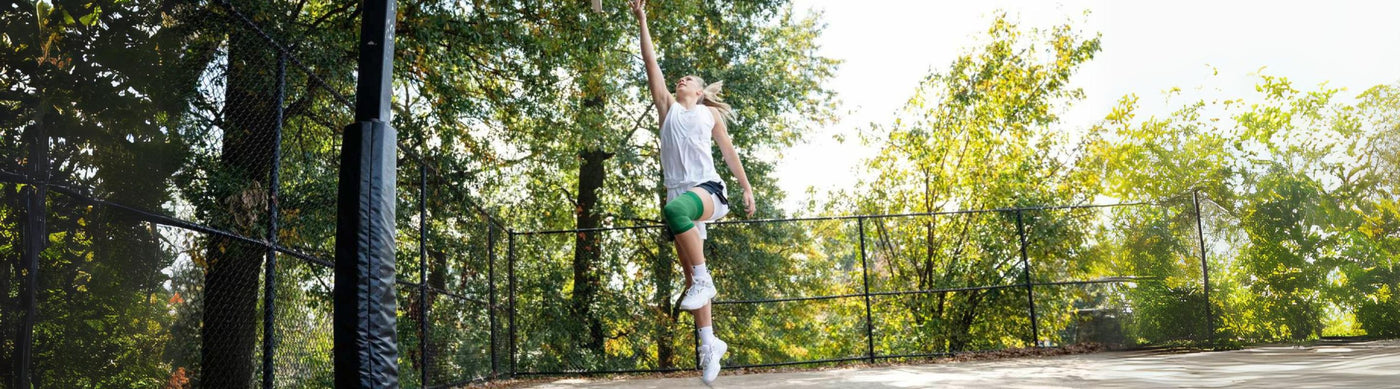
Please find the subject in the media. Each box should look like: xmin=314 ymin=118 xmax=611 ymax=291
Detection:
xmin=396 ymin=160 xmax=513 ymax=388
xmin=7 ymin=0 xmax=1344 ymax=387
xmin=0 ymin=0 xmax=506 ymax=387
xmin=503 ymin=199 xmax=1222 ymax=375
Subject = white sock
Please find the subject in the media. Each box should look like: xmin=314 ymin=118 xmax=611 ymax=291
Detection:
xmin=692 ymin=264 xmax=711 ymax=281
xmin=698 ymin=326 xmax=716 ymax=346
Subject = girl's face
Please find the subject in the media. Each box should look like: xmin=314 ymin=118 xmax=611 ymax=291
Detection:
xmin=676 ymin=75 xmax=703 ymax=99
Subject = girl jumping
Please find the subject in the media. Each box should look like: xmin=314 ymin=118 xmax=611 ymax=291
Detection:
xmin=629 ymin=0 xmax=757 ymax=384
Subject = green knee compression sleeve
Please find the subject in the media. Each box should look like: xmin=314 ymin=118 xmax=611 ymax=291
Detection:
xmin=663 ymin=192 xmax=704 ymax=235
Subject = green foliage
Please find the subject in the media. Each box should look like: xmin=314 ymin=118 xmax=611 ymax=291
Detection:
xmin=3 ymin=0 xmax=1398 ymax=385
xmin=435 ymin=0 xmax=842 ymax=373
xmin=822 ymin=9 xmax=1400 ymax=353
xmin=823 ymin=12 xmax=1105 ymax=353
xmin=1091 ymin=71 xmax=1400 ymax=343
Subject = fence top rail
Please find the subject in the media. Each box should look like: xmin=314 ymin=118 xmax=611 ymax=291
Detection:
xmin=711 ymin=276 xmax=1158 ymax=306
xmin=13 ymin=178 xmax=340 ymax=268
xmin=513 ymin=200 xmax=1156 ymax=236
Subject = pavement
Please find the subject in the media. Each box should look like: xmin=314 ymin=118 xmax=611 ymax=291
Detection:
xmin=521 ymin=339 xmax=1400 ymax=388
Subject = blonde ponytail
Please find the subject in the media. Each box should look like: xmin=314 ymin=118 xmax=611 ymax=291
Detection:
xmin=691 ymin=76 xmax=735 ymax=123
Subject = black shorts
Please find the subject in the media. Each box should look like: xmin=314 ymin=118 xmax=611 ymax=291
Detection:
xmin=695 ymin=181 xmax=729 ymax=206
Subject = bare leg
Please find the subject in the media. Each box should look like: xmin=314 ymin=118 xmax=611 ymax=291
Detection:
xmin=675 ymin=188 xmax=716 ymax=327
xmin=674 ymin=228 xmax=711 ymax=327
xmin=694 ymin=302 xmax=712 ymax=327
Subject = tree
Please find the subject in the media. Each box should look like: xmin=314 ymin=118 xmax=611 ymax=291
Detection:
xmin=827 ymin=12 xmax=1102 ymax=352
xmin=1086 ymin=90 xmax=1238 ymax=343
xmin=1 ymin=0 xmax=214 ymax=386
xmin=1092 ymin=73 xmax=1400 ymax=342
xmin=390 ymin=0 xmax=838 ymax=370
xmin=1348 ymin=83 xmax=1400 ymax=337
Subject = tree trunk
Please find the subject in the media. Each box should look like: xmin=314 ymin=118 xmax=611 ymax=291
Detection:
xmin=947 ymin=290 xmax=982 ymax=352
xmin=201 ymin=14 xmax=279 ymax=388
xmin=572 ymin=148 xmax=611 ymax=354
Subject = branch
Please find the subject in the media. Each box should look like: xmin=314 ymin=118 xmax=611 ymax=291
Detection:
xmin=556 ymin=182 xmax=579 ymax=208
xmin=291 ymin=0 xmax=309 ymax=23
xmin=613 ymin=102 xmax=655 ymax=152
xmin=303 ymin=1 xmax=357 ymax=33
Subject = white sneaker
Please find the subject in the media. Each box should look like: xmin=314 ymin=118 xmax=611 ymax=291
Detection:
xmin=679 ymin=277 xmax=717 ymax=311
xmin=699 ymin=338 xmax=727 ymax=385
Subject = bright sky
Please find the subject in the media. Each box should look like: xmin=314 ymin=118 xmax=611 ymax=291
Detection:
xmin=773 ymin=0 xmax=1400 ymax=213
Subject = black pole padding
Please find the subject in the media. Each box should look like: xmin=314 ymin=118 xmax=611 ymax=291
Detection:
xmin=334 ymin=120 xmax=399 ymax=387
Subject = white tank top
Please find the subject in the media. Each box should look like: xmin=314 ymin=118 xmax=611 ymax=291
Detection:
xmin=660 ymin=102 xmax=723 ymax=191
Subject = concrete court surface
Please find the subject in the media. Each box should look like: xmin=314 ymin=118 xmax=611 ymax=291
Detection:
xmin=524 ymin=339 xmax=1400 ymax=388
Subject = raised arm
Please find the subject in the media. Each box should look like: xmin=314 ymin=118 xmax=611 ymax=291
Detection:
xmin=710 ymin=108 xmax=755 ymax=217
xmin=630 ymin=0 xmax=673 ymax=124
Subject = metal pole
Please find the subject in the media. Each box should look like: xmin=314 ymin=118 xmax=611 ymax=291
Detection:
xmin=487 ymin=221 xmax=499 ymax=378
xmin=419 ymin=162 xmax=429 ymax=386
xmin=508 ymin=232 xmax=517 ymax=377
xmin=694 ymin=242 xmax=702 ymax=371
xmin=858 ymin=217 xmax=875 ymax=363
xmin=693 ymin=321 xmax=700 ymax=371
xmin=15 ymin=120 xmax=47 ymax=389
xmin=1193 ymin=191 xmax=1214 ymax=342
xmin=1015 ymin=210 xmax=1039 ymax=347
xmin=334 ymin=0 xmax=399 ymax=385
xmin=261 ymin=52 xmax=287 ymax=389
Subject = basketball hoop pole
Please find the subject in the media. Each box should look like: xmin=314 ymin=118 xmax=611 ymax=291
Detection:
xmin=335 ymin=0 xmax=400 ymax=386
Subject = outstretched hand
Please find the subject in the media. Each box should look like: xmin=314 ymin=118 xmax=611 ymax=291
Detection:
xmin=628 ymin=0 xmax=646 ymax=19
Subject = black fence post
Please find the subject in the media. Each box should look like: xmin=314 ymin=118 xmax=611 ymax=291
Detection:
xmin=487 ymin=221 xmax=498 ymax=378
xmin=1015 ymin=210 xmax=1039 ymax=347
xmin=1193 ymin=190 xmax=1214 ymax=343
xmin=508 ymin=232 xmax=517 ymax=377
xmin=419 ymin=161 xmax=430 ymax=386
xmin=695 ymin=242 xmax=703 ymax=371
xmin=15 ymin=118 xmax=47 ymax=389
xmin=334 ymin=0 xmax=400 ymax=385
xmin=858 ymin=217 xmax=875 ymax=363
xmin=261 ymin=52 xmax=287 ymax=389
xmin=693 ymin=321 xmax=700 ymax=371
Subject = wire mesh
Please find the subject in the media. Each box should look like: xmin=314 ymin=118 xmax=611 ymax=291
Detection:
xmin=424 ymin=187 xmax=499 ymax=387
xmin=500 ymin=202 xmax=1233 ymax=374
xmin=268 ymin=253 xmax=336 ymax=387
xmin=1197 ymin=195 xmax=1248 ymax=343
xmin=862 ymin=211 xmax=1033 ymax=356
xmin=10 ymin=195 xmax=217 ymax=387
xmin=0 ymin=183 xmax=18 ymax=385
xmin=511 ymin=226 xmax=694 ymax=374
xmin=709 ymin=217 xmax=867 ymax=367
xmin=0 ymin=0 xmax=361 ymax=386
xmin=1023 ymin=203 xmax=1209 ymax=348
